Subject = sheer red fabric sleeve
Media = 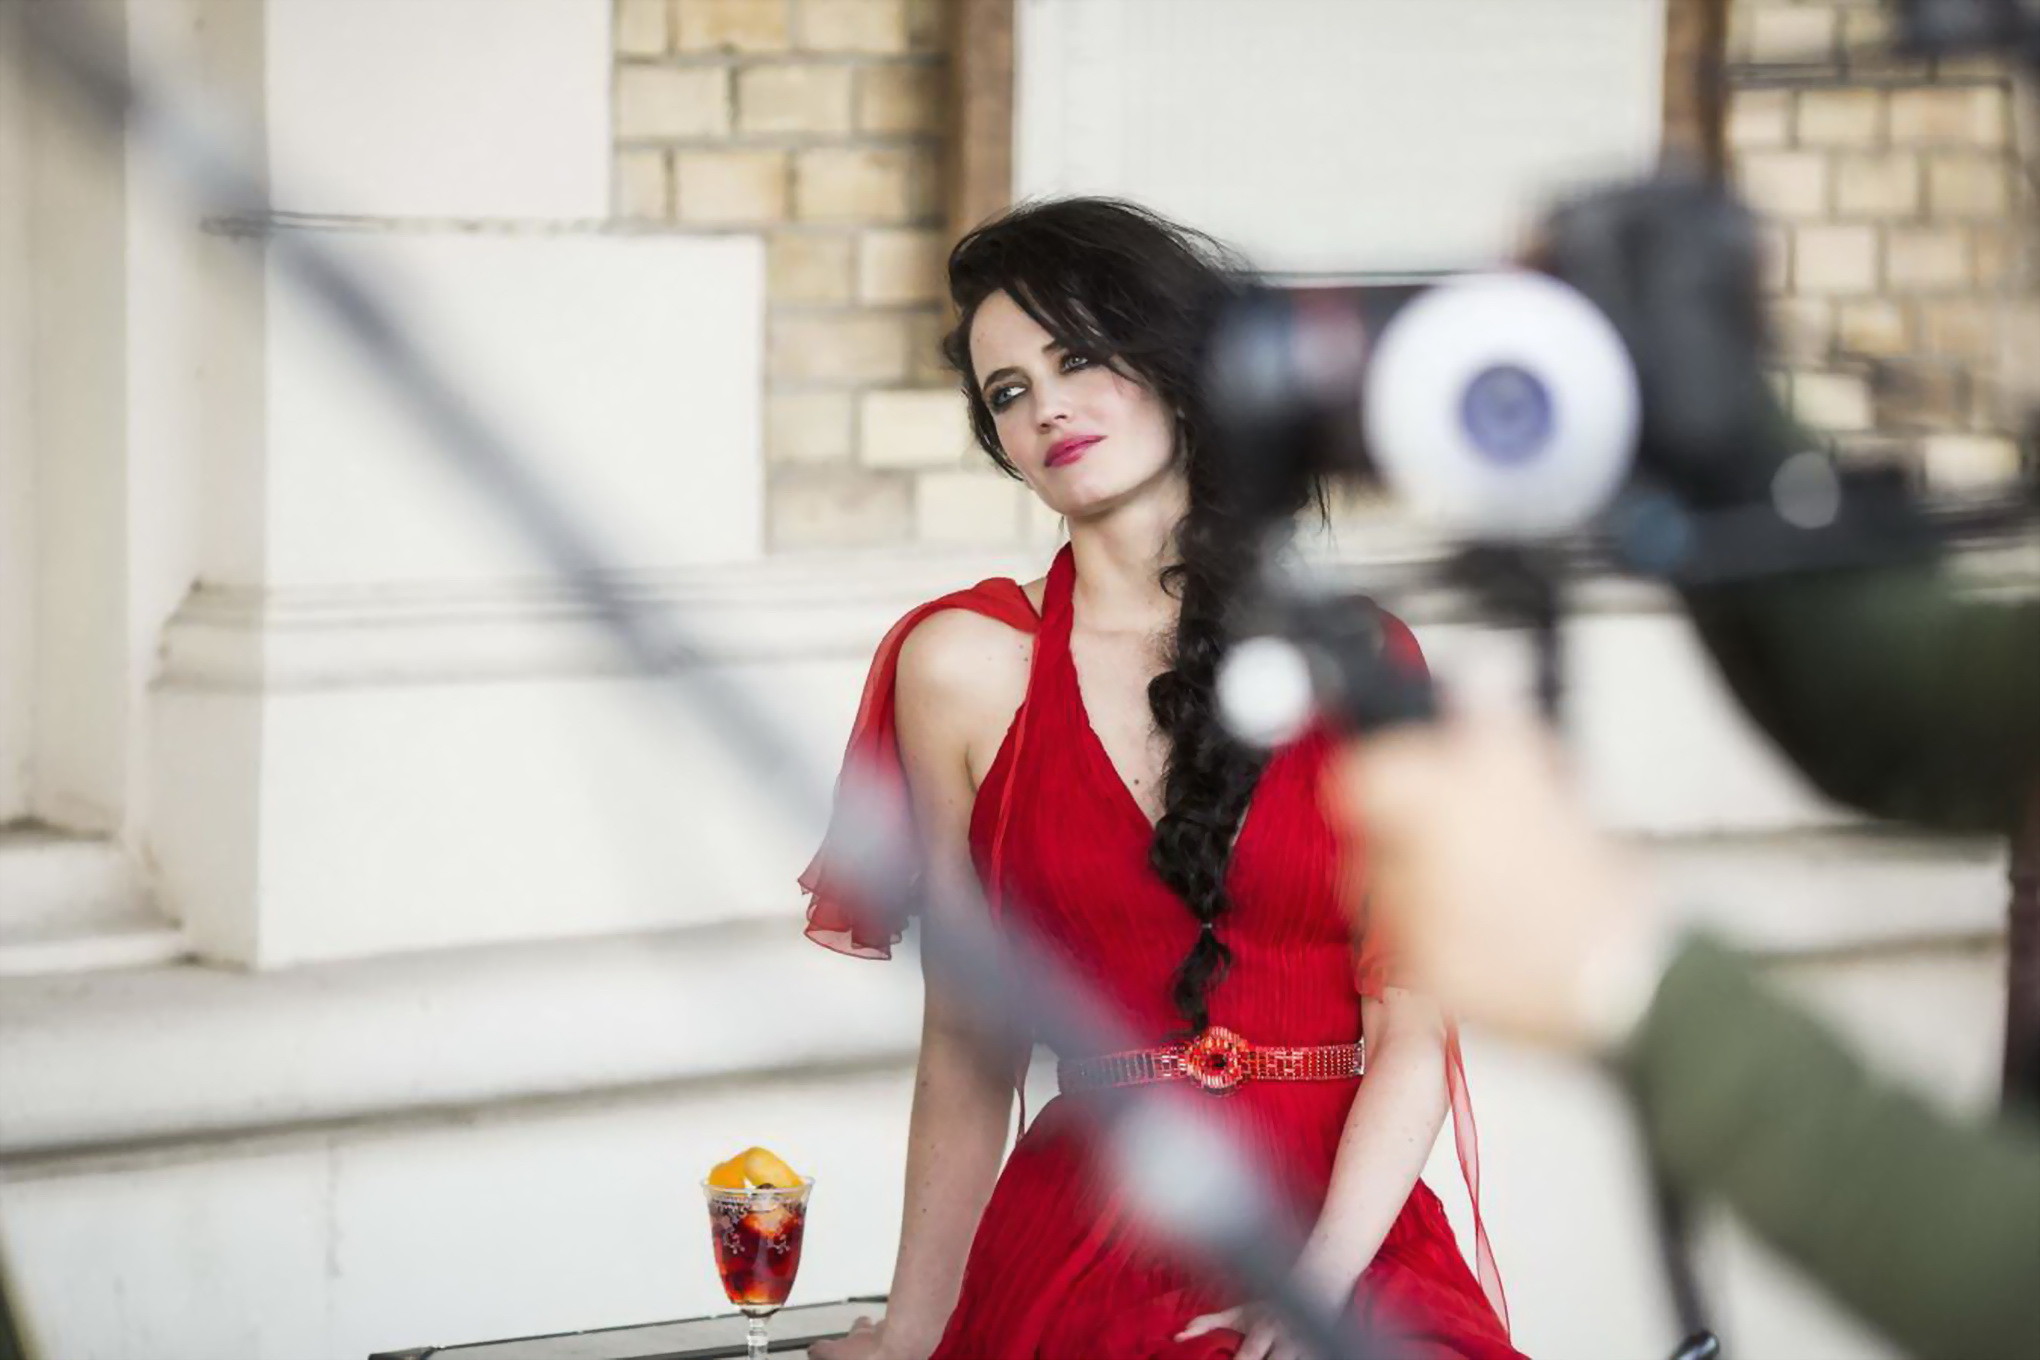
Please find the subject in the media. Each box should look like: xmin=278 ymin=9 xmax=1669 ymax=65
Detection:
xmin=799 ymin=578 xmax=1040 ymax=960
xmin=1345 ymin=610 xmax=1511 ymax=1333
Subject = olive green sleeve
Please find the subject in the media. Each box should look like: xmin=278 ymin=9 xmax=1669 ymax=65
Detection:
xmin=1684 ymin=568 xmax=2040 ymax=833
xmin=1622 ymin=935 xmax=2040 ymax=1359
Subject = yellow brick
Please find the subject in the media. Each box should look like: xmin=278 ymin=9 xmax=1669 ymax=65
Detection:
xmin=1724 ymin=1 xmax=1753 ymax=63
xmin=767 ymin=390 xmax=855 ymax=465
xmin=1921 ymin=433 xmax=2022 ymax=498
xmin=1791 ymin=369 xmax=1874 ymax=433
xmin=1796 ymin=88 xmax=1883 ymax=148
xmin=769 ymin=311 xmax=914 ymax=382
xmin=1885 ymin=227 xmax=1970 ymax=289
xmin=1928 ymin=154 xmax=2012 ymax=218
xmin=904 ymin=0 xmax=946 ymax=52
xmin=1889 ymin=85 xmax=2010 ymax=148
xmin=800 ymin=0 xmax=910 ymax=53
xmin=1748 ymin=7 xmax=1838 ymax=63
xmin=616 ymin=0 xmax=671 ymax=55
xmin=1727 ymin=90 xmax=1792 ymax=150
xmin=906 ymin=152 xmax=943 ymax=220
xmin=1803 ymin=224 xmax=1876 ymax=293
xmin=1876 ymin=364 xmax=1969 ymax=432
xmin=769 ymin=469 xmax=914 ymax=548
xmin=613 ymin=148 xmax=670 ymax=219
xmin=1835 ymin=300 xmax=1910 ymax=357
xmin=915 ymin=469 xmax=1025 ymax=544
xmin=737 ymin=62 xmax=854 ymax=135
xmin=1843 ymin=5 xmax=1895 ymax=48
xmin=616 ymin=66 xmax=731 ymax=139
xmin=857 ymin=227 xmax=947 ymax=304
xmin=907 ymin=308 xmax=956 ymax=385
xmin=1737 ymin=150 xmax=1829 ymax=220
xmin=1973 ymin=228 xmax=2018 ymax=286
xmin=675 ymin=149 xmax=790 ymax=224
xmin=1772 ymin=297 xmax=1833 ymax=363
xmin=1833 ymin=153 xmax=1920 ymax=216
xmin=677 ymin=0 xmax=791 ymax=52
xmin=767 ymin=231 xmax=855 ymax=304
xmin=1794 ymin=224 xmax=1878 ymax=293
xmin=857 ymin=63 xmax=945 ymax=135
xmin=795 ymin=147 xmax=917 ymax=222
xmin=861 ymin=387 xmax=971 ymax=468
xmin=1920 ymin=299 xmax=1996 ymax=360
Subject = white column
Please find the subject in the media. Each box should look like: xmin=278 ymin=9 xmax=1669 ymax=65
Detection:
xmin=0 ymin=2 xmax=36 ymax=824
xmin=22 ymin=1 xmax=133 ymax=835
xmin=147 ymin=0 xmax=779 ymax=966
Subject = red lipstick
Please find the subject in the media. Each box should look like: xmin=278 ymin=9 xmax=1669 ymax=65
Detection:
xmin=1045 ymin=435 xmax=1102 ymax=469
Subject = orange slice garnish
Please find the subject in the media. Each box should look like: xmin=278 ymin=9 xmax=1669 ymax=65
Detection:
xmin=742 ymin=1145 xmax=799 ymax=1189
xmin=707 ymin=1154 xmax=748 ymax=1190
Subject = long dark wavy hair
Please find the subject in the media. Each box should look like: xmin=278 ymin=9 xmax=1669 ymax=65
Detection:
xmin=941 ymin=197 xmax=1316 ymax=1036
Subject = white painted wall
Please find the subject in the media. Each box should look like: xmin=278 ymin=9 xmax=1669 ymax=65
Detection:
xmin=263 ymin=0 xmax=613 ymax=221
xmin=1016 ymin=0 xmax=1667 ymax=275
xmin=259 ymin=231 xmax=764 ymax=589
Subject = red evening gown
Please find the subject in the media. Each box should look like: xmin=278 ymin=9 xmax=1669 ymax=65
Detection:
xmin=804 ymin=545 xmax=1522 ymax=1360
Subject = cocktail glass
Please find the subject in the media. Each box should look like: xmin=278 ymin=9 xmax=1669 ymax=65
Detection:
xmin=703 ymin=1175 xmax=812 ymax=1359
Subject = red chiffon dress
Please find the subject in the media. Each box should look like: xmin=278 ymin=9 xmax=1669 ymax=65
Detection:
xmin=804 ymin=545 xmax=1521 ymax=1360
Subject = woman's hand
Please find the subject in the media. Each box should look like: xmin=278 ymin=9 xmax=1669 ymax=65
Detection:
xmin=1176 ymin=1302 xmax=1333 ymax=1360
xmin=809 ymin=1315 xmax=924 ymax=1360
xmin=1176 ymin=1267 xmax=1357 ymax=1360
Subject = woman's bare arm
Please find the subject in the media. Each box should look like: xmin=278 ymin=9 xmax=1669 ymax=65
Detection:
xmin=1295 ymin=991 xmax=1449 ymax=1293
xmin=816 ymin=612 xmax=1031 ymax=1360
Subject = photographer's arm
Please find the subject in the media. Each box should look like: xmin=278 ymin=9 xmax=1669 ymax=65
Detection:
xmin=1684 ymin=563 xmax=2040 ymax=833
xmin=1626 ymin=935 xmax=2040 ymax=1360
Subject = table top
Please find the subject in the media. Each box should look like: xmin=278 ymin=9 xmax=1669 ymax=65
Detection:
xmin=369 ymin=1297 xmax=888 ymax=1360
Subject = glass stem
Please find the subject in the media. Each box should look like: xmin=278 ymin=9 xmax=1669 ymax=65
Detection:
xmin=746 ymin=1313 xmax=771 ymax=1359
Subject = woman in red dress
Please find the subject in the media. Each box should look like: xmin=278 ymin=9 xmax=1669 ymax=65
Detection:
xmin=805 ymin=199 xmax=1520 ymax=1360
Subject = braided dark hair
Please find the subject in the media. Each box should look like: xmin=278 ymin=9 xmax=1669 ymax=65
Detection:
xmin=941 ymin=197 xmax=1316 ymax=1035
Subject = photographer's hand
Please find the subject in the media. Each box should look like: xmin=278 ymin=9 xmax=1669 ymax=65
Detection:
xmin=1328 ymin=709 xmax=1667 ymax=1052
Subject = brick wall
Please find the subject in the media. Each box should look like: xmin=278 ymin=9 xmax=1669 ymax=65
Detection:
xmin=613 ymin=0 xmax=1043 ymax=551
xmin=1726 ymin=0 xmax=2035 ymax=497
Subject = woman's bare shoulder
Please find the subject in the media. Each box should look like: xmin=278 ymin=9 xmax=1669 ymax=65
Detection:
xmin=897 ymin=593 xmax=1034 ymax=703
xmin=894 ymin=578 xmax=1043 ymax=752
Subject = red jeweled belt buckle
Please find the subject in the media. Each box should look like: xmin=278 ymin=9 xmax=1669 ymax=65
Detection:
xmin=1179 ymin=1025 xmax=1249 ymax=1094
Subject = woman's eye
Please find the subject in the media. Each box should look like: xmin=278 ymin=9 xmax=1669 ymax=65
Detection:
xmin=1060 ymin=352 xmax=1094 ymax=373
xmin=987 ymin=383 xmax=1024 ymax=413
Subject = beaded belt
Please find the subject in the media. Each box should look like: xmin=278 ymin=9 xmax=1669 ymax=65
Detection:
xmin=1056 ymin=1025 xmax=1365 ymax=1097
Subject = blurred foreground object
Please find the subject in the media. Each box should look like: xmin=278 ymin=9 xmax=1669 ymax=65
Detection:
xmin=1338 ymin=713 xmax=2040 ymax=1360
xmin=1544 ymin=174 xmax=2040 ymax=1104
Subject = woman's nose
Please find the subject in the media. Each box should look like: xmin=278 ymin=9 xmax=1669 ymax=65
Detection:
xmin=1034 ymin=376 xmax=1073 ymax=428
